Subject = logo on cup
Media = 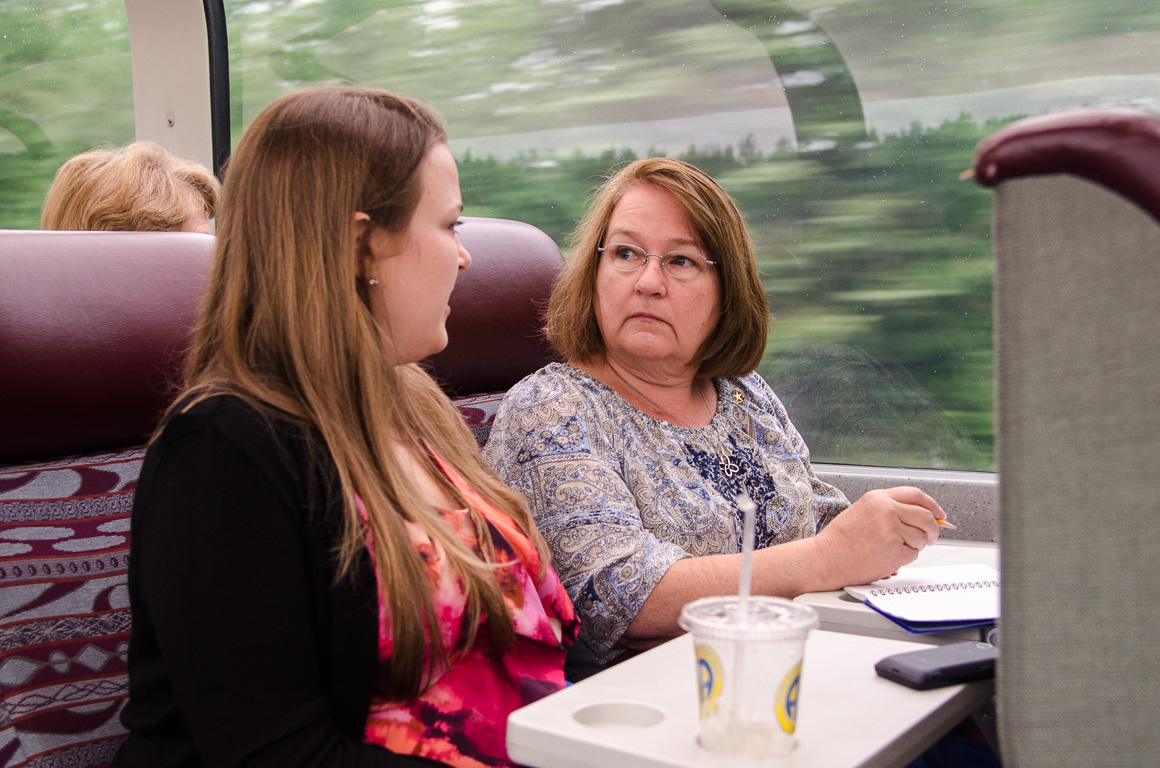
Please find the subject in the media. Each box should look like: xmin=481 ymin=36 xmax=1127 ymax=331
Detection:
xmin=776 ymin=660 xmax=802 ymax=733
xmin=695 ymin=643 xmax=723 ymax=715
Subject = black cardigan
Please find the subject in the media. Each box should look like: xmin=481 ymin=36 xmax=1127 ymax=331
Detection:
xmin=114 ymin=395 xmax=446 ymax=767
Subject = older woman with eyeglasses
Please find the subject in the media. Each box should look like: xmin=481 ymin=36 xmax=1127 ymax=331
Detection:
xmin=484 ymin=157 xmax=948 ymax=678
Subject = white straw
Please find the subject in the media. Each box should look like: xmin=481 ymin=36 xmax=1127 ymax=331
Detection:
xmin=735 ymin=492 xmax=757 ymax=618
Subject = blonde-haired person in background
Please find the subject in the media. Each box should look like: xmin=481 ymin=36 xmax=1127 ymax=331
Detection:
xmin=113 ymin=86 xmax=575 ymax=768
xmin=41 ymin=140 xmax=218 ymax=233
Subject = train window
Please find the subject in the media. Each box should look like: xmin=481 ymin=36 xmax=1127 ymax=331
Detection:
xmin=0 ymin=0 xmax=134 ymax=229
xmin=225 ymin=1 xmax=1157 ymax=471
xmin=11 ymin=1 xmax=1156 ymax=473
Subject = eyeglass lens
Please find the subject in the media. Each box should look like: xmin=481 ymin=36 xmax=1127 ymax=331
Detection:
xmin=601 ymin=243 xmax=710 ymax=280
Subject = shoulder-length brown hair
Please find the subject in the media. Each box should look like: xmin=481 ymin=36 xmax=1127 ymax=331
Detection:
xmin=180 ymin=85 xmax=546 ymax=700
xmin=546 ymin=157 xmax=769 ymax=379
xmin=41 ymin=140 xmax=219 ymax=231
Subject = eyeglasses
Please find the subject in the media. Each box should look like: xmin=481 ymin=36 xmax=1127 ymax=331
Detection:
xmin=598 ymin=243 xmax=717 ymax=281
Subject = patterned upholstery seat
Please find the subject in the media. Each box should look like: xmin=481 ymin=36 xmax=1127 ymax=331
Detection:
xmin=0 ymin=220 xmax=562 ymax=767
xmin=0 ymin=449 xmax=142 ymax=767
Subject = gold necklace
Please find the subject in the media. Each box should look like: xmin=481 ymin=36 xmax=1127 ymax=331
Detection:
xmin=607 ymin=363 xmax=712 ymax=429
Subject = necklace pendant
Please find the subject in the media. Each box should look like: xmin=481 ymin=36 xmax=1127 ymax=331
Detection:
xmin=720 ymin=454 xmax=742 ymax=477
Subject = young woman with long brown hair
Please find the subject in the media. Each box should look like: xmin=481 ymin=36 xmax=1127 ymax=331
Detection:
xmin=114 ymin=85 xmax=576 ymax=768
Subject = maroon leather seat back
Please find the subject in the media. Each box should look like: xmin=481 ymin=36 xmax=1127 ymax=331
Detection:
xmin=974 ymin=107 xmax=1160 ymax=225
xmin=0 ymin=230 xmax=214 ymax=463
xmin=426 ymin=216 xmax=564 ymax=396
xmin=0 ymin=217 xmax=563 ymax=463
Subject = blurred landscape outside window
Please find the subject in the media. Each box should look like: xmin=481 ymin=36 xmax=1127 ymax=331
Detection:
xmin=4 ymin=0 xmax=1159 ymax=471
xmin=1 ymin=0 xmax=133 ymax=227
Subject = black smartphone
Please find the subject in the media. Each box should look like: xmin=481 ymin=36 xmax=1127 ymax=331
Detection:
xmin=874 ymin=641 xmax=997 ymax=690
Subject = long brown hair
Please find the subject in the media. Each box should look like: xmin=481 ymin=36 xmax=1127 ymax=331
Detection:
xmin=546 ymin=157 xmax=769 ymax=378
xmin=41 ymin=140 xmax=218 ymax=231
xmin=181 ymin=85 xmax=547 ymax=699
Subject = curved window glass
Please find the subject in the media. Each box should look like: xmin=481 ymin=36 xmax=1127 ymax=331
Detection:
xmin=224 ymin=0 xmax=1160 ymax=471
xmin=0 ymin=0 xmax=133 ymax=229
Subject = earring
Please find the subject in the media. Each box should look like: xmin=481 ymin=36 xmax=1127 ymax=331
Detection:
xmin=367 ymin=278 xmax=379 ymax=286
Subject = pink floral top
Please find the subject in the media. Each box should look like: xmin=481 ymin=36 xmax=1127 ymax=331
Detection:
xmin=356 ymin=451 xmax=577 ymax=768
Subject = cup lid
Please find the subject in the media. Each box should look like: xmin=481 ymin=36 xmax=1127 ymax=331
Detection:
xmin=678 ymin=595 xmax=818 ymax=641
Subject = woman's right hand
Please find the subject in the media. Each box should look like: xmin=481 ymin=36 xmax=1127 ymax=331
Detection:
xmin=811 ymin=486 xmax=945 ymax=588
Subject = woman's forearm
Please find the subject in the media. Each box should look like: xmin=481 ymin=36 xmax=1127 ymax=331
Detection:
xmin=621 ymin=486 xmax=946 ymax=645
xmin=621 ymin=537 xmax=829 ymax=643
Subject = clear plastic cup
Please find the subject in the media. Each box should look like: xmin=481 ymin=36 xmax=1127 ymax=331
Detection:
xmin=678 ymin=596 xmax=819 ymax=756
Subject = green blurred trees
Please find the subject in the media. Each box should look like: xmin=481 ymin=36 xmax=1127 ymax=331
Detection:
xmin=458 ymin=114 xmax=1001 ymax=469
xmin=6 ymin=0 xmax=1160 ymax=470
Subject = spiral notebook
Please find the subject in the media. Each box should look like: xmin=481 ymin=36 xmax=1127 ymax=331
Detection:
xmin=843 ymin=563 xmax=1000 ymax=634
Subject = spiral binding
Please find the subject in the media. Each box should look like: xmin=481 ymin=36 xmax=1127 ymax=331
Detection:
xmin=868 ymin=580 xmax=1000 ymax=596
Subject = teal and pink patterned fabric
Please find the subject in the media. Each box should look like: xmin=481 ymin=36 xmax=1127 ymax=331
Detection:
xmin=0 ymin=393 xmax=507 ymax=767
xmin=0 ymin=448 xmax=141 ymax=768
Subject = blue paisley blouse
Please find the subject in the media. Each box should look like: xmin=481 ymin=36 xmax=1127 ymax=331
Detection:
xmin=482 ymin=363 xmax=849 ymax=664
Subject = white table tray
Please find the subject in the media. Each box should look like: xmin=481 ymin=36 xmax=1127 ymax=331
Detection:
xmin=509 ymin=629 xmax=993 ymax=768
